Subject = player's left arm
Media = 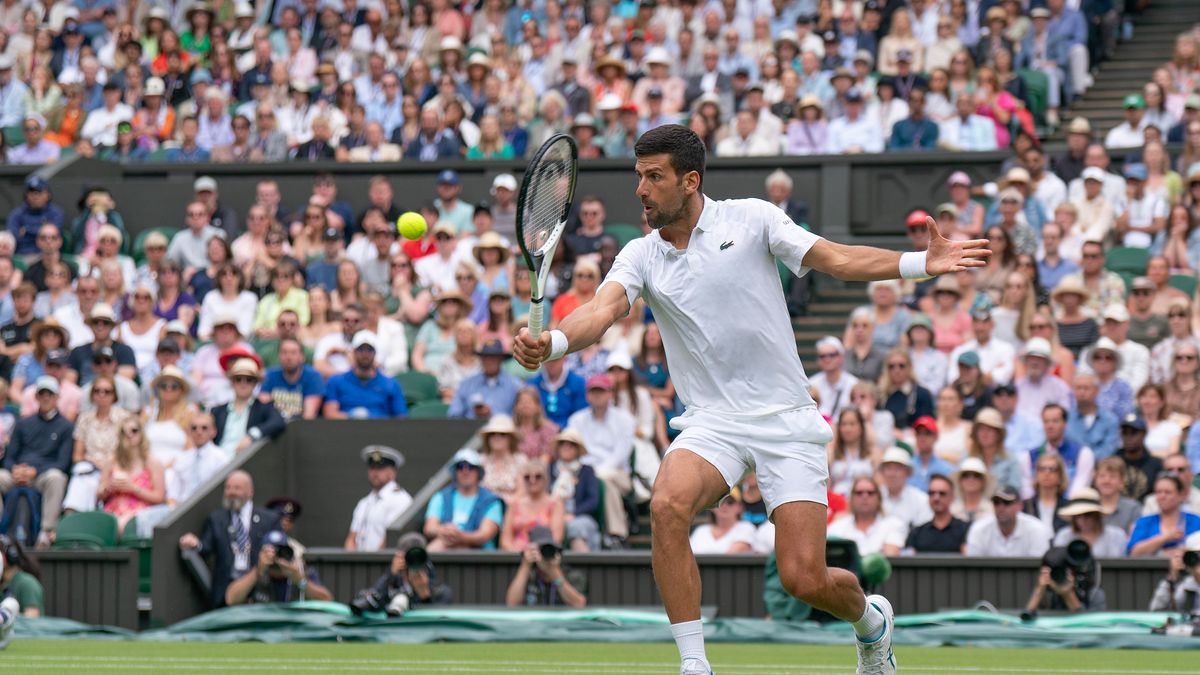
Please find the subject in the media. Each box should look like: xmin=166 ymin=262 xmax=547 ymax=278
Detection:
xmin=800 ymin=217 xmax=990 ymax=281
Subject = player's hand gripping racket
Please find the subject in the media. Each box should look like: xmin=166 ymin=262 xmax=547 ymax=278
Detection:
xmin=515 ymin=134 xmax=578 ymax=339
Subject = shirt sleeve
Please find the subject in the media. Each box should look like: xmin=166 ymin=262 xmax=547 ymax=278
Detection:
xmin=483 ymin=500 xmax=503 ymax=526
xmin=765 ymin=201 xmax=823 ymax=278
xmin=598 ymin=240 xmax=647 ymax=310
xmin=425 ymin=492 xmax=444 ymax=522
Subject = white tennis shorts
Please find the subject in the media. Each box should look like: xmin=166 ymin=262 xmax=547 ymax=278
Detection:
xmin=667 ymin=405 xmax=833 ymax=516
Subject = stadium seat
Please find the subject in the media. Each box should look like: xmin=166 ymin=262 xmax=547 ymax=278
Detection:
xmin=121 ymin=519 xmax=155 ymax=595
xmin=605 ymin=224 xmax=643 ymax=249
xmin=53 ymin=511 xmax=119 ymax=550
xmin=1169 ymin=273 xmax=1198 ymax=298
xmin=408 ymin=401 xmax=450 ymax=418
xmin=11 ymin=257 xmax=26 ymax=272
xmin=1105 ymin=247 xmax=1149 ymax=276
xmin=395 ymin=371 xmax=440 ymax=406
xmin=133 ymin=227 xmax=180 ymax=263
xmin=1017 ymin=69 xmax=1049 ymax=123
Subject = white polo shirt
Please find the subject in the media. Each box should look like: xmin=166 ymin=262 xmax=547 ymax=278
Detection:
xmin=964 ymin=512 xmax=1052 ymax=557
xmin=350 ymin=480 xmax=414 ymax=551
xmin=601 ymin=196 xmax=821 ymax=417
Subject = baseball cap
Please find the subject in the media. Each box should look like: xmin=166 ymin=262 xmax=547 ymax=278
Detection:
xmin=477 ymin=338 xmax=510 ymax=357
xmin=1120 ymin=413 xmax=1147 ymax=431
xmin=1103 ymin=304 xmax=1130 ymax=322
xmin=46 ymin=348 xmax=69 ymax=365
xmin=844 ymin=87 xmax=864 ymax=103
xmin=912 ymin=416 xmax=938 ymax=434
xmin=263 ymin=530 xmax=289 ymax=549
xmin=947 ymin=171 xmax=971 ymax=187
xmin=1030 ymin=7 xmax=1051 ymax=18
xmin=194 ymin=176 xmax=218 ymax=193
xmin=92 ymin=345 xmax=116 ymax=362
xmin=190 ymin=68 xmax=212 ymax=85
xmin=957 ymin=350 xmax=981 ymax=367
xmin=1005 ymin=167 xmax=1031 ymax=184
xmin=586 ymin=373 xmax=613 ymax=391
xmin=88 ymin=303 xmax=116 ymax=323
xmin=1081 ymin=166 xmax=1106 ymax=182
xmin=906 ymin=210 xmax=930 ymax=227
xmin=436 ymin=169 xmax=460 ymax=185
xmin=35 ymin=375 xmax=59 ymax=395
xmin=491 ymin=173 xmax=518 ymax=193
xmin=896 ymin=48 xmax=913 ymax=63
xmin=1131 ymin=276 xmax=1155 ymax=291
xmin=25 ymin=175 xmax=49 ymax=192
xmin=1123 ymin=94 xmax=1146 ymax=109
xmin=1066 ymin=117 xmax=1092 ymax=135
xmin=1123 ymin=163 xmax=1148 ymax=181
xmin=881 ymin=447 xmax=913 ymax=468
xmin=322 ymin=226 xmax=341 ymax=241
xmin=971 ymin=307 xmax=992 ymax=322
xmin=351 ymin=331 xmax=378 ymax=350
xmin=156 ymin=338 xmax=181 ymax=354
xmin=991 ymin=486 xmax=1020 ymax=503
xmin=993 ymin=382 xmax=1017 ymax=396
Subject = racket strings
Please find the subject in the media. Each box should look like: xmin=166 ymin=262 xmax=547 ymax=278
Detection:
xmin=521 ymin=140 xmax=575 ymax=254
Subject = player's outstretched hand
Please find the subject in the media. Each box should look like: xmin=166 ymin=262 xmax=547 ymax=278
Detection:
xmin=514 ymin=327 xmax=551 ymax=370
xmin=924 ymin=216 xmax=991 ymax=275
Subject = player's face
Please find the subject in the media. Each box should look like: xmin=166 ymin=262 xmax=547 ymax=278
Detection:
xmin=634 ymin=154 xmax=692 ymax=230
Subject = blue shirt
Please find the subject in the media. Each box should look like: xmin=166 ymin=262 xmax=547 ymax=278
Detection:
xmin=325 ymin=369 xmax=408 ymax=419
xmin=909 ymin=454 xmax=956 ymax=492
xmin=1037 ymin=257 xmax=1080 ymax=291
xmin=262 ymin=366 xmax=325 ymax=420
xmin=1005 ymin=413 xmax=1045 ymax=458
xmin=425 ymin=489 xmax=503 ymax=550
xmin=447 ymin=371 xmax=523 ymax=419
xmin=1097 ymin=379 xmax=1135 ymax=421
xmin=528 ymin=370 xmax=589 ymax=428
xmin=1067 ymin=408 xmax=1120 ymax=460
xmin=888 ymin=118 xmax=940 ymax=150
xmin=1187 ymin=423 xmax=1200 ymax=475
xmin=7 ymin=202 xmax=65 ymax=255
xmin=305 ymin=260 xmax=339 ymax=292
xmin=1126 ymin=512 xmax=1200 ymax=554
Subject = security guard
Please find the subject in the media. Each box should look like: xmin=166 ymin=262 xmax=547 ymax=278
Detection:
xmin=345 ymin=445 xmax=414 ymax=551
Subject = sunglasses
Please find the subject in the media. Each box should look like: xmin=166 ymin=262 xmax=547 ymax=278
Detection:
xmin=817 ymin=352 xmax=839 ymax=360
xmin=92 ymin=388 xmax=114 ymax=395
xmin=1169 ymin=312 xmax=1189 ymax=318
xmin=231 ymin=375 xmax=257 ymax=383
xmin=523 ymin=474 xmax=546 ymax=481
xmin=124 ymin=427 xmax=141 ymax=435
xmin=1092 ymin=353 xmax=1116 ymax=361
xmin=1177 ymin=354 xmax=1198 ymax=362
xmin=453 ymin=461 xmax=476 ymax=471
xmin=158 ymin=381 xmax=182 ymax=391
xmin=887 ymin=363 xmax=908 ymax=370
xmin=190 ymin=425 xmax=212 ymax=432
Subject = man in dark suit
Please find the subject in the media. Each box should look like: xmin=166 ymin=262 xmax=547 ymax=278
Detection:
xmin=293 ymin=115 xmax=338 ymax=162
xmin=213 ymin=358 xmax=286 ymax=455
xmin=179 ymin=470 xmax=283 ymax=608
xmin=402 ymin=107 xmax=460 ymax=161
xmin=684 ymin=46 xmax=733 ymax=114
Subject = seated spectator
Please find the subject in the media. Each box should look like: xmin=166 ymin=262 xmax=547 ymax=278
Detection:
xmin=1094 ymin=457 xmax=1143 ymax=533
xmin=1138 ymin=384 xmax=1182 ymax=458
xmin=500 ymin=458 xmax=564 ymax=552
xmin=145 ymin=365 xmax=198 ymax=468
xmin=992 ymin=383 xmax=1045 ymax=458
xmin=33 ymin=261 xmax=76 ymax=319
xmin=0 ymin=534 xmax=43 ymax=618
xmin=1027 ymin=403 xmax=1095 ymax=499
xmin=1128 ymin=473 xmax=1200 ymax=556
xmin=504 ymin=525 xmax=587 ymax=608
xmin=907 ymin=316 xmax=947 ymax=394
xmin=933 ymin=387 xmax=970 ymax=463
xmin=323 ymin=331 xmax=407 ymax=419
xmin=8 ymin=177 xmax=65 ymax=258
xmin=413 ymin=222 xmax=463 ymax=294
xmin=20 ymin=349 xmax=81 ymax=421
xmin=178 ymin=471 xmax=283 ymax=608
xmin=197 ymin=264 xmax=258 ymax=341
xmin=254 ymin=261 xmax=310 ymax=340
xmin=353 ymin=534 xmax=453 ymax=615
xmin=99 ymin=415 xmax=166 ymax=533
xmin=827 ymin=477 xmax=908 ymax=556
xmin=345 ymin=445 xmax=414 ymax=552
xmin=133 ymin=232 xmax=168 ymax=291
xmin=1024 ymin=453 xmax=1070 ymax=533
xmin=424 ymin=448 xmax=502 ymax=551
xmin=844 ymin=309 xmax=886 ymax=383
xmin=119 ymin=285 xmax=168 ymax=373
xmin=938 ymin=93 xmax=999 ymax=151
xmin=1066 ymin=373 xmax=1120 ymax=460
xmin=952 ymin=457 xmax=995 ymax=524
xmin=168 ymin=201 xmax=226 ymax=276
xmin=809 ymin=336 xmax=858 ymax=419
xmin=67 ymin=303 xmax=138 ymax=385
xmin=548 ymin=429 xmax=602 ymax=552
xmin=568 ymin=373 xmax=636 ymax=541
xmin=966 ymin=407 xmax=1023 ymax=493
xmin=928 ymin=276 xmax=971 ymax=355
xmin=1 ymin=283 xmax=37 ymax=366
xmin=224 ymin=529 xmax=332 ymax=605
xmin=314 ymin=304 xmax=366 ymax=378
xmin=879 ymin=447 xmax=933 ymax=528
xmin=689 ymin=488 xmax=757 ymax=554
xmin=1143 ymin=455 xmax=1200 ymax=517
xmin=551 ymin=258 xmax=600 ymax=327
xmin=906 ymin=474 xmax=969 ymax=553
xmin=260 ymin=338 xmax=324 ymax=421
xmin=447 ymin=339 xmax=522 ymax=419
xmin=785 ymin=95 xmax=829 ymax=155
xmin=62 ymin=375 xmax=131 ymax=513
xmin=880 ymin=350 xmax=934 ymax=431
xmin=1089 ymin=338 xmax=1135 ymax=421
xmin=436 ymin=319 xmax=481 ymax=402
xmin=888 ymin=88 xmax=939 ymax=150
xmin=252 ymin=310 xmax=313 ymax=370
xmin=213 ymin=358 xmax=285 ymax=457
xmin=166 ymin=413 xmax=228 ymax=506
xmin=1164 ymin=341 xmax=1200 ymax=420
xmin=528 ymin=357 xmax=588 ymax=429
xmin=411 ymin=293 xmax=468 ymax=376
xmin=478 ymin=415 xmax=522 ymax=501
xmin=191 ymin=312 xmax=255 ymax=408
xmin=0 ymin=377 xmax=73 ymax=547
xmin=853 ymin=382 xmax=897 ymax=451
xmin=1053 ymin=488 xmax=1130 ymax=557
xmin=965 ymin=486 xmax=1052 ymax=557
xmin=828 ymin=408 xmax=877 ymax=495
xmin=909 ymin=416 xmax=955 ymax=491
xmin=362 ymin=292 xmax=408 ymax=377
xmin=514 ymin=386 xmax=560 ymax=461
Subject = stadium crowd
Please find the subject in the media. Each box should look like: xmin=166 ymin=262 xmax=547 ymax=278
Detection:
xmin=1 ymin=0 xmax=1200 ymax=617
xmin=0 ymin=0 xmax=1133 ymax=163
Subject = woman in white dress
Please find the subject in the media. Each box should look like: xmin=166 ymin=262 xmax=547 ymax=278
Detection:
xmin=197 ymin=263 xmax=258 ymax=341
xmin=1138 ymin=383 xmax=1183 ymax=457
xmin=143 ymin=365 xmax=198 ymax=468
xmin=119 ymin=285 xmax=166 ymax=371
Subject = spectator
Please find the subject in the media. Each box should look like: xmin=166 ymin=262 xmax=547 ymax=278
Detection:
xmin=551 ymin=259 xmax=600 ymax=327
xmin=880 ymin=349 xmax=934 ymax=431
xmin=1089 ymin=338 xmax=1135 ymax=421
xmin=567 ymin=373 xmax=636 ymax=542
xmin=477 ymin=415 xmax=522 ymax=501
xmin=828 ymin=408 xmax=876 ymax=496
xmin=963 ymin=407 xmax=1020 ymax=493
xmin=948 ymin=308 xmax=1016 ymax=386
xmin=1114 ymin=415 xmax=1164 ymax=502
xmin=425 ymin=448 xmax=502 ymax=551
xmin=213 ymin=358 xmax=285 ymax=456
xmin=952 ymin=457 xmax=995 ymax=524
xmin=198 ymin=264 xmax=258 ymax=341
xmin=1024 ymin=452 xmax=1071 ymax=534
xmin=785 ymin=95 xmax=829 ymax=155
xmin=79 ymin=340 xmax=140 ymax=416
xmin=224 ymin=529 xmax=332 ymax=605
xmin=907 ymin=416 xmax=953 ymax=491
xmin=10 ymin=319 xmax=67 ymax=402
xmin=253 ymin=261 xmax=310 ymax=339
xmin=938 ymin=93 xmax=999 ymax=151
xmin=1164 ymin=341 xmax=1200 ymax=419
xmin=9 ymin=114 xmax=60 ymax=165
xmin=7 ymin=177 xmax=65 ymax=258
xmin=965 ymin=486 xmax=1052 ymax=557
xmin=0 ymin=376 xmax=72 ymax=547
xmin=500 ymin=458 xmax=564 ymax=552
xmin=879 ymin=447 xmax=933 ymax=528
xmin=33 ymin=260 xmax=76 ymax=319
xmin=1128 ymin=277 xmax=1168 ymax=350
xmin=98 ymin=415 xmax=166 ymax=534
xmin=504 ymin=524 xmax=587 ymax=608
xmin=1138 ymin=384 xmax=1183 ymax=458
xmin=169 ymin=201 xmax=227 ymax=275
xmin=1149 ymin=532 xmax=1200 ymax=614
xmin=0 ymin=283 xmax=36 ymax=365
xmin=514 ymin=386 xmax=561 ymax=461
xmin=906 ymin=474 xmax=969 ymax=553
xmin=1105 ymin=94 xmax=1149 ymax=149
xmin=929 ymin=276 xmax=974 ymax=356
xmin=844 ymin=308 xmax=885 ymax=382
xmin=165 ymin=412 xmax=228 ymax=507
xmin=79 ymin=81 xmax=133 ymax=146
xmin=404 ymin=106 xmax=459 ymax=161
xmin=827 ymin=88 xmax=882 ymax=154
xmin=689 ymin=488 xmax=756 ymax=554
xmin=314 ymin=303 xmax=367 ymax=377
xmin=951 ymin=350 xmax=993 ymax=419
xmin=62 ymin=374 xmax=130 ymax=514
xmin=414 ymin=222 xmax=463 ymax=293
xmin=146 ymin=365 xmax=199 ymax=467
xmin=1014 ymin=339 xmax=1072 ymax=422
xmin=888 ymin=88 xmax=938 ymax=150
xmin=345 ymin=445 xmax=414 ymax=552
xmin=1128 ymin=473 xmax=1200 ymax=556
xmin=907 ymin=316 xmax=947 ymax=395
xmin=827 ymin=476 xmax=907 ymax=556
xmin=19 ymin=349 xmax=80 ymax=420
xmin=1064 ymin=373 xmax=1119 ymax=461
xmin=447 ymin=339 xmax=522 ymax=419
xmin=1094 ymin=457 xmax=1144 ymax=533
xmin=260 ymin=338 xmax=324 ymax=421
xmin=67 ymin=303 xmax=137 ymax=384
xmin=933 ymin=387 xmax=971 ymax=463
xmin=809 ymin=337 xmax=858 ymax=420
xmin=1143 ymin=454 xmax=1200 ymax=516
xmin=549 ymin=428 xmax=602 ymax=552
xmin=1116 ymin=164 xmax=1167 ymax=251
xmin=191 ymin=311 xmax=252 ymax=408
xmin=323 ymin=331 xmax=408 ymax=419
xmin=0 ymin=534 xmax=43 ymax=618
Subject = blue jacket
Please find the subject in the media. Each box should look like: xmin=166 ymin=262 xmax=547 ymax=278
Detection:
xmin=549 ymin=463 xmax=600 ymax=518
xmin=7 ymin=202 xmax=65 ymax=255
xmin=529 ymin=370 xmax=589 ymax=428
xmin=436 ymin=485 xmax=501 ymax=535
xmin=1067 ymin=408 xmax=1120 ymax=460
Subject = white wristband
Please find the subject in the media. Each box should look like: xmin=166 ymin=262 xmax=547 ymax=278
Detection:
xmin=899 ymin=251 xmax=928 ymax=279
xmin=548 ymin=330 xmax=569 ymax=361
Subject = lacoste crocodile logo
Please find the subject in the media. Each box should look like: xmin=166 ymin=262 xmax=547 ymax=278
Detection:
xmin=720 ymin=241 xmax=734 ymax=251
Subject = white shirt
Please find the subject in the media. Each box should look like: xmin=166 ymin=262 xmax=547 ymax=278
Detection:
xmin=809 ymin=370 xmax=858 ymax=419
xmin=947 ymin=338 xmax=1016 ymax=385
xmin=53 ymin=302 xmax=94 ymax=349
xmin=882 ymin=485 xmax=934 ymax=528
xmin=350 ymin=479 xmax=414 ymax=551
xmin=315 ymin=332 xmax=353 ymax=374
xmin=1116 ymin=191 xmax=1168 ymax=249
xmin=1104 ymin=120 xmax=1149 ymax=149
xmin=1116 ymin=338 xmax=1151 ymax=390
xmin=826 ymin=514 xmax=908 ymax=555
xmin=826 ymin=114 xmax=885 ymax=154
xmin=964 ymin=512 xmax=1052 ymax=557
xmin=1068 ymin=172 xmax=1126 ymax=206
xmin=414 ymin=251 xmax=466 ymax=294
xmin=78 ymin=102 xmax=134 ymax=146
xmin=689 ymin=520 xmax=757 ymax=554
xmin=567 ymin=406 xmax=636 ymax=474
xmin=602 ymin=197 xmax=821 ymax=416
xmin=167 ymin=442 xmax=230 ymax=505
xmin=715 ymin=132 xmax=778 ymax=157
xmin=1032 ymin=173 xmax=1068 ymax=216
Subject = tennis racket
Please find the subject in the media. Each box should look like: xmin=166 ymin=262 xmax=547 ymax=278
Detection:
xmin=515 ymin=133 xmax=579 ymax=339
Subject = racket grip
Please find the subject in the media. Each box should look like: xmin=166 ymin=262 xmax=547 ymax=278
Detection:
xmin=528 ymin=298 xmax=545 ymax=338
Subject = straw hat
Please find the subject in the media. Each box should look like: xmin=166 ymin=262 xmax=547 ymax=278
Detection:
xmin=932 ymin=275 xmax=961 ymax=296
xmin=31 ymin=318 xmax=69 ymax=346
xmin=472 ymin=232 xmax=510 ymax=265
xmin=435 ymin=290 xmax=474 ymax=315
xmin=1057 ymin=487 xmax=1113 ymax=518
xmin=973 ymin=407 xmax=1005 ymax=430
xmin=1050 ymin=278 xmax=1090 ymax=303
xmin=479 ymin=413 xmax=517 ymax=437
xmin=594 ymin=55 xmax=627 ymax=77
xmin=151 ymin=365 xmax=191 ymax=393
xmin=226 ymin=357 xmax=263 ymax=381
xmin=553 ymin=428 xmax=588 ymax=454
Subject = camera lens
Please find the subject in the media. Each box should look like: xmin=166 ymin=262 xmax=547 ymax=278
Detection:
xmin=405 ymin=546 xmax=429 ymax=568
xmin=1185 ymin=551 xmax=1200 ymax=568
xmin=275 ymin=544 xmax=294 ymax=562
xmin=539 ymin=543 xmax=560 ymax=560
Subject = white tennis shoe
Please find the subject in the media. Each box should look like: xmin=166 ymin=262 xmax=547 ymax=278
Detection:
xmin=680 ymin=657 xmax=713 ymax=675
xmin=0 ymin=597 xmax=19 ymax=650
xmin=856 ymin=594 xmax=896 ymax=674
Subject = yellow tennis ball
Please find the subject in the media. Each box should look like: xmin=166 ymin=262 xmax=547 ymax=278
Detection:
xmin=397 ymin=211 xmax=427 ymax=240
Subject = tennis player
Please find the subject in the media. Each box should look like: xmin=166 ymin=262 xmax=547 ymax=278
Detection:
xmin=514 ymin=125 xmax=989 ymax=675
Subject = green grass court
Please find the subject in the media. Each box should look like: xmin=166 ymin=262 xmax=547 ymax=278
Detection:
xmin=0 ymin=640 xmax=1189 ymax=674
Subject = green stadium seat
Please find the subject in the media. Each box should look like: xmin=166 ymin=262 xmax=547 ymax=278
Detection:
xmin=53 ymin=511 xmax=119 ymax=550
xmin=1105 ymin=247 xmax=1149 ymax=276
xmin=12 ymin=256 xmax=26 ymax=272
xmin=604 ymin=224 xmax=643 ymax=249
xmin=133 ymin=227 xmax=179 ymax=264
xmin=121 ymin=519 xmax=154 ymax=595
xmin=409 ymin=401 xmax=450 ymax=418
xmin=1169 ymin=273 xmax=1198 ymax=298
xmin=1017 ymin=69 xmax=1049 ymax=122
xmin=395 ymin=371 xmax=441 ymax=406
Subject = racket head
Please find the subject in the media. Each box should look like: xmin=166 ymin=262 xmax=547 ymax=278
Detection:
xmin=515 ymin=134 xmax=579 ymax=273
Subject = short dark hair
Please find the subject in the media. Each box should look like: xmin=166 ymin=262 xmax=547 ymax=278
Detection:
xmin=634 ymin=124 xmax=706 ymax=188
xmin=1042 ymin=403 xmax=1067 ymax=422
xmin=928 ymin=474 xmax=954 ymax=492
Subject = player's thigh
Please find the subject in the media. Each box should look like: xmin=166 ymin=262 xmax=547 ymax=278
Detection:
xmin=652 ymin=448 xmax=738 ymax=518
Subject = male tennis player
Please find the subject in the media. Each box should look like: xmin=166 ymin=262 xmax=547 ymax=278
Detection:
xmin=514 ymin=125 xmax=989 ymax=675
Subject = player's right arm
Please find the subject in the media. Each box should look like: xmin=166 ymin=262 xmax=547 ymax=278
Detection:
xmin=514 ymin=282 xmax=631 ymax=370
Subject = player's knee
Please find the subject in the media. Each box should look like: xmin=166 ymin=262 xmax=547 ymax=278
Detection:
xmin=778 ymin=560 xmax=828 ymax=603
xmin=649 ymin=490 xmax=695 ymax=529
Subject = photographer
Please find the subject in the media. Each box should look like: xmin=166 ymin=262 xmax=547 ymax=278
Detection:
xmin=1150 ymin=533 xmax=1200 ymax=616
xmin=224 ymin=530 xmax=333 ymax=606
xmin=505 ymin=526 xmax=587 ymax=608
xmin=350 ymin=534 xmax=452 ymax=616
xmin=1024 ymin=540 xmax=1106 ymax=615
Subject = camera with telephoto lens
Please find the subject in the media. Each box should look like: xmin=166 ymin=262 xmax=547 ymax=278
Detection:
xmin=348 ymin=546 xmax=432 ymax=616
xmin=273 ymin=543 xmax=295 ymax=563
xmin=1185 ymin=551 xmax=1200 ymax=569
xmin=1045 ymin=540 xmax=1096 ymax=600
xmin=539 ymin=542 xmax=561 ymax=562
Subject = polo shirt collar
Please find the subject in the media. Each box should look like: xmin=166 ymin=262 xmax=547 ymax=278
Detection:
xmin=648 ymin=195 xmax=715 ymax=252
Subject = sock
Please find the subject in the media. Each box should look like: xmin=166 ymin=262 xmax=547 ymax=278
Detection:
xmin=851 ymin=600 xmax=885 ymax=642
xmin=670 ymin=619 xmax=708 ymax=664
